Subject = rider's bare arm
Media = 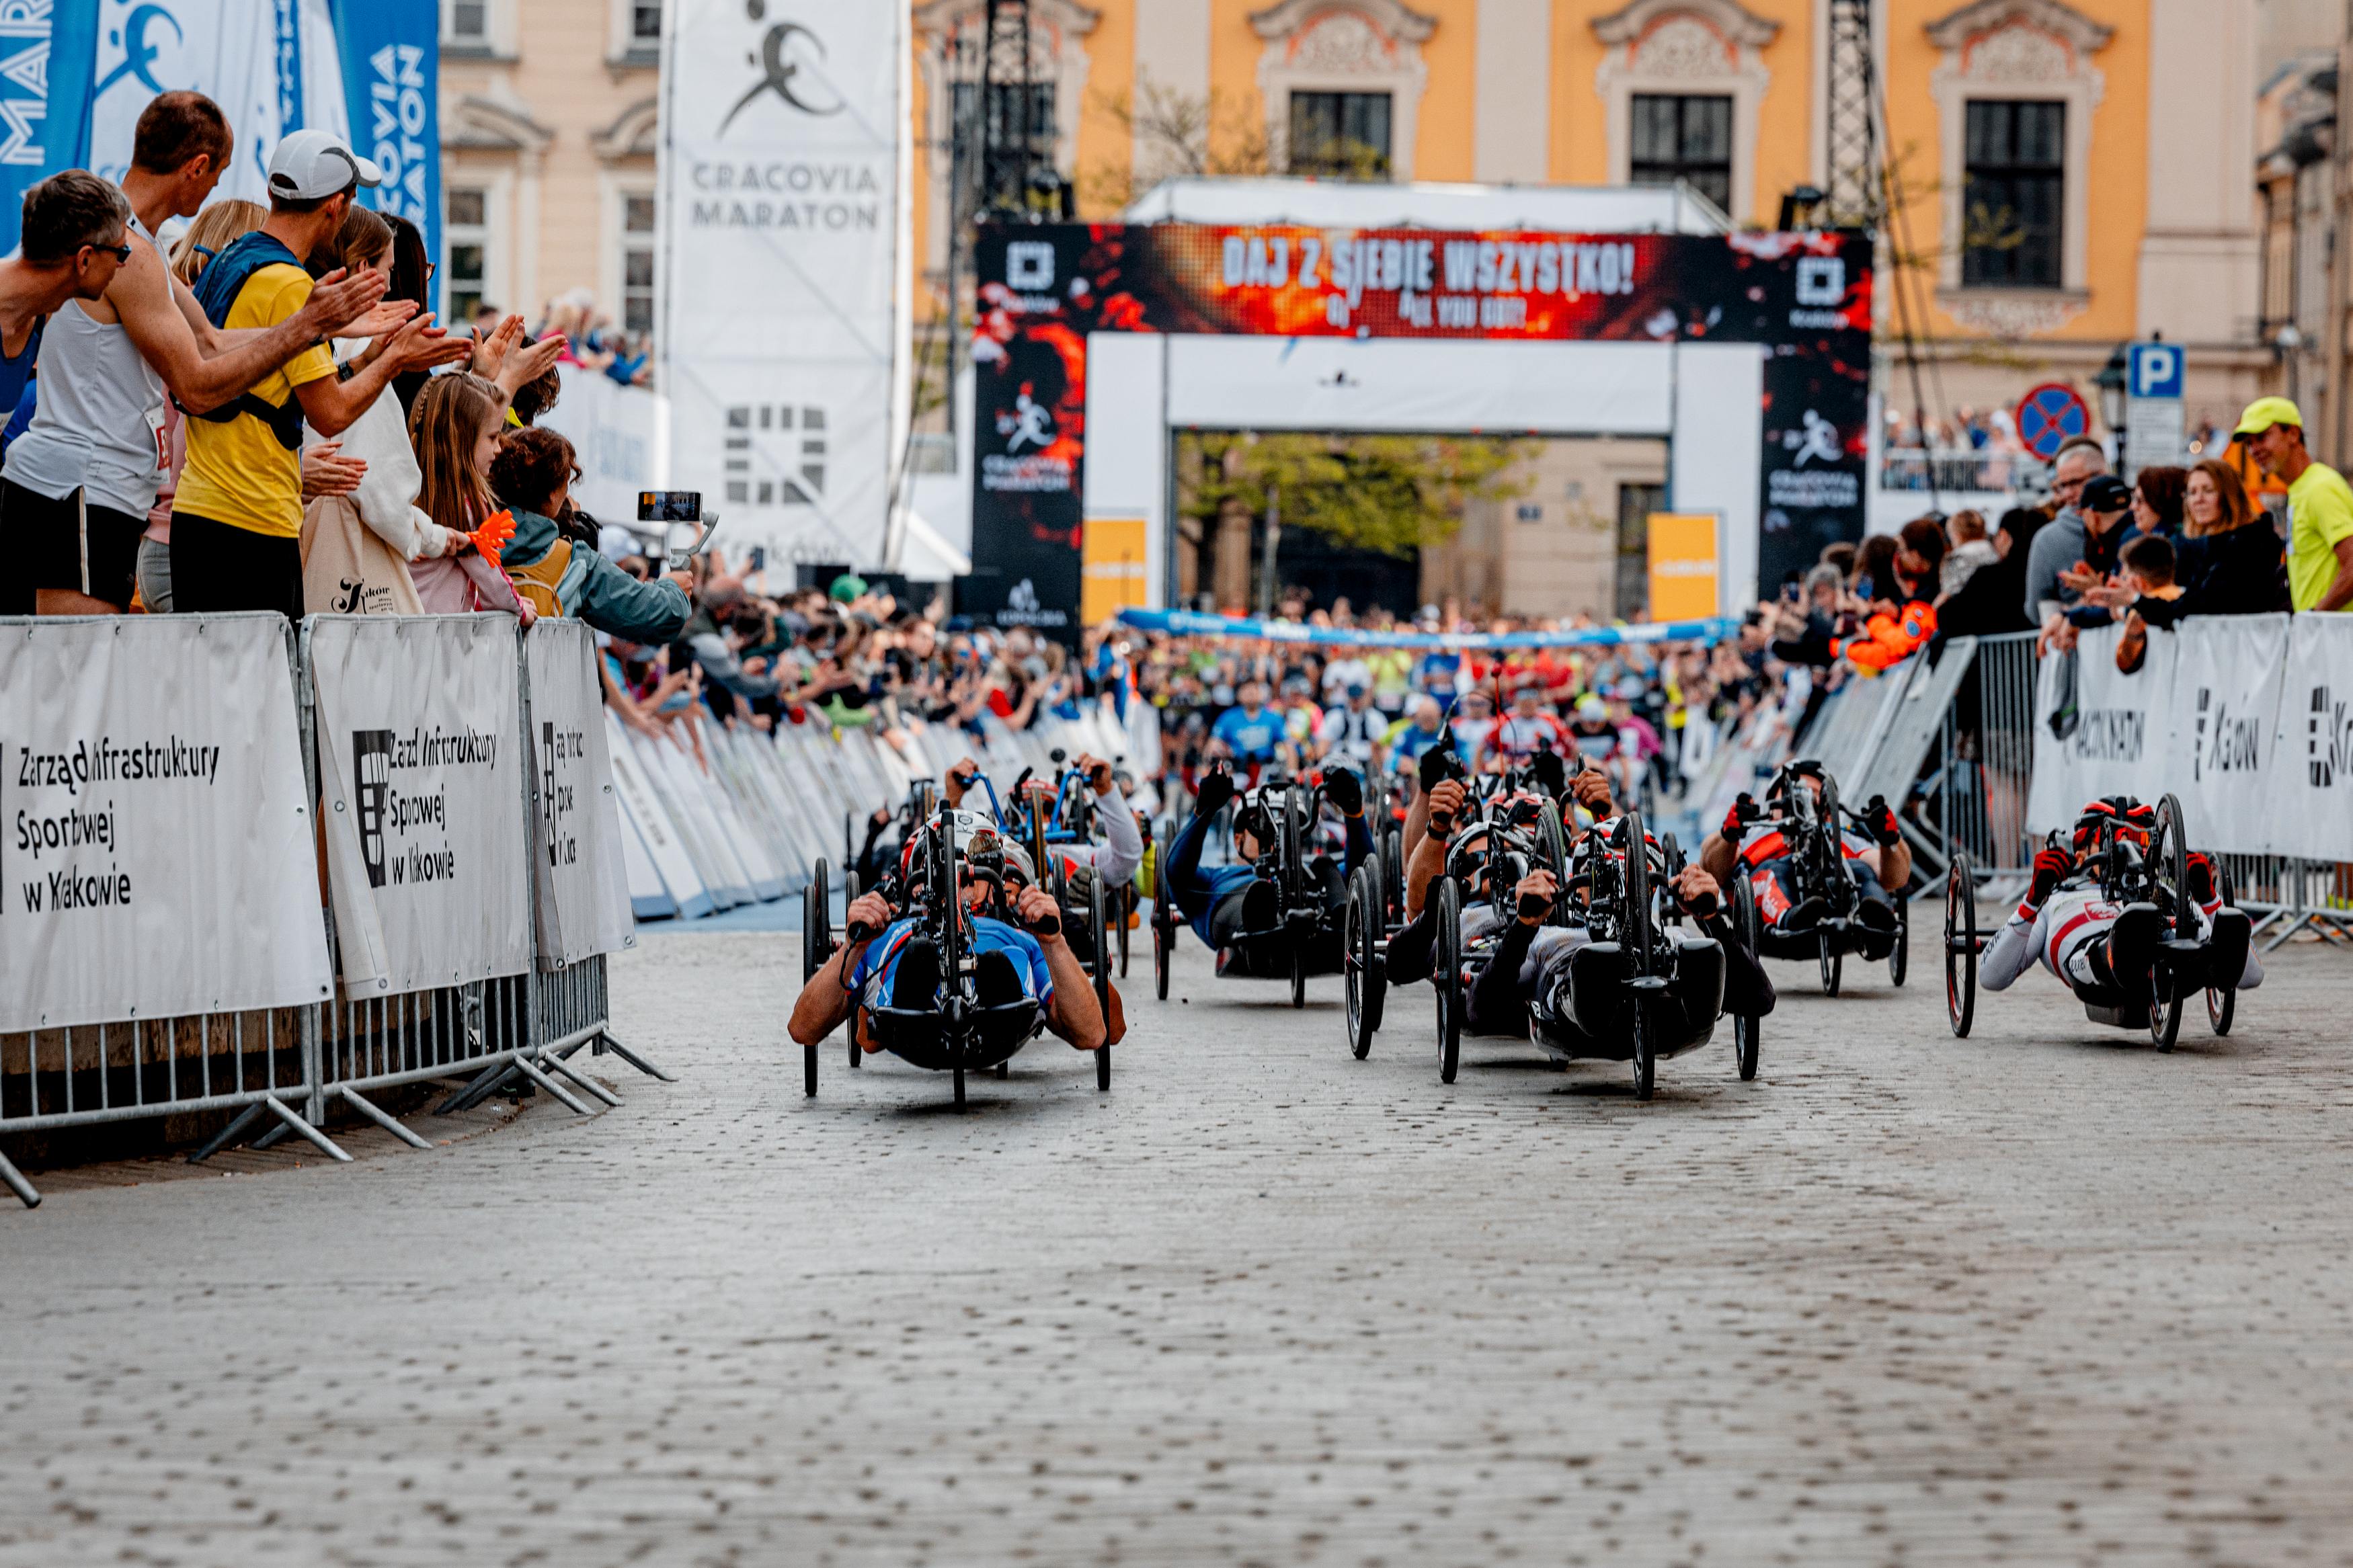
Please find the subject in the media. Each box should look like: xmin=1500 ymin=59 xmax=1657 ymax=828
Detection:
xmin=1024 ymin=880 xmax=1107 ymax=1050
xmin=943 ymin=758 xmax=978 ymax=809
xmin=1698 ymin=833 xmax=1739 ymax=884
xmin=787 ymin=891 xmax=893 ymax=1044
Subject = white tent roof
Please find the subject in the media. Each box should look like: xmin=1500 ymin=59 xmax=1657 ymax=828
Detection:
xmin=1122 ymin=177 xmax=1730 ymax=235
xmin=896 ymin=509 xmax=972 ymax=582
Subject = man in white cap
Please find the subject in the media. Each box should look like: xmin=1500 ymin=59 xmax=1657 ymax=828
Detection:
xmin=171 ymin=126 xmax=471 ymax=620
xmin=12 ymin=94 xmax=399 ymax=616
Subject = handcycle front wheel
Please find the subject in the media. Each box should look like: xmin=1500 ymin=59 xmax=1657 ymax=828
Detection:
xmin=1344 ymin=860 xmax=1386 ymax=1059
xmin=1888 ymin=895 xmax=1909 ymax=987
xmin=1434 ymin=876 xmax=1463 ymax=1085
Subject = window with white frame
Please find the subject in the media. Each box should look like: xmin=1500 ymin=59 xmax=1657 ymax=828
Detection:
xmin=443 ymin=0 xmax=489 ymax=46
xmin=630 ymin=1 xmax=660 ymax=46
xmin=620 ymin=191 xmax=655 ymax=337
xmin=444 ymin=186 xmax=489 ymax=324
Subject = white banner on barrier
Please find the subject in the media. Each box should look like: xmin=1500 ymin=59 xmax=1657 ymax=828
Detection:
xmin=2029 ymin=624 xmax=2175 ymax=835
xmin=2272 ymin=615 xmax=2353 ymax=861
xmin=311 ymin=616 xmax=530 ymax=993
xmin=0 ymin=616 xmax=332 ymax=1032
xmin=605 ymin=714 xmax=713 ymax=919
xmin=524 ymin=622 xmax=637 ymax=966
xmin=2165 ymin=614 xmax=2290 ymax=856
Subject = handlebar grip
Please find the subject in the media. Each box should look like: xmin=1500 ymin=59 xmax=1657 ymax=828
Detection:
xmin=1516 ymin=891 xmax=1550 ymax=920
xmin=845 ymin=921 xmax=875 ymax=944
xmin=1027 ymin=913 xmax=1062 ymax=938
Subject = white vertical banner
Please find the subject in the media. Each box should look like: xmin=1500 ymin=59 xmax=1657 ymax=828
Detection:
xmin=655 ymin=0 xmax=908 ymax=571
xmin=2163 ymin=614 xmax=2290 ymax=856
xmin=0 ymin=616 xmax=331 ymax=1032
xmin=309 ymin=616 xmax=530 ymax=994
xmin=522 ymin=621 xmax=637 ymax=967
xmin=2270 ymin=614 xmax=2353 ymax=861
xmin=87 ymin=0 xmax=348 ymax=201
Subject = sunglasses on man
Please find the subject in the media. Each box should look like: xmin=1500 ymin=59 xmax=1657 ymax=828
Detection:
xmin=85 ymin=240 xmax=132 ymax=264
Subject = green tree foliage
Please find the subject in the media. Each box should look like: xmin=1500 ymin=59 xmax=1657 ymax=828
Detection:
xmin=1183 ymin=433 xmax=1531 ymax=558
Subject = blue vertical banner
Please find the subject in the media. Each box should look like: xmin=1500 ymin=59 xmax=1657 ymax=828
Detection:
xmin=328 ymin=0 xmax=438 ymax=311
xmin=274 ymin=0 xmax=305 ymax=132
xmin=0 ymin=1 xmax=104 ymax=254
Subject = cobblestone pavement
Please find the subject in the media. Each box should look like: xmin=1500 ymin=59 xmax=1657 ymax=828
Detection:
xmin=4 ymin=923 xmax=2352 ymax=1567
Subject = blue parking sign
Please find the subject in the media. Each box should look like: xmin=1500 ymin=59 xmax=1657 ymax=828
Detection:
xmin=2129 ymin=342 xmax=2184 ymax=401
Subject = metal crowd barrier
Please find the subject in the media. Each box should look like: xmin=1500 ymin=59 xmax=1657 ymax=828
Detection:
xmin=1 ymin=620 xmax=661 ymax=1211
xmin=1917 ymin=628 xmax=2353 ymax=947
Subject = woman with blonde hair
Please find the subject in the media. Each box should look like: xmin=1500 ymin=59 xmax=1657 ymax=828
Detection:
xmin=2081 ymin=456 xmax=2287 ymax=624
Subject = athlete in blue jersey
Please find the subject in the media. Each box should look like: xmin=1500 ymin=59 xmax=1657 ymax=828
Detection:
xmin=787 ymin=816 xmax=1108 ymax=1056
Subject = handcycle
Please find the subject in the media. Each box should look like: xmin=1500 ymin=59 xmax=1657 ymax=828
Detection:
xmin=820 ymin=777 xmax=944 ymax=1074
xmin=1943 ymin=792 xmax=2235 ymax=1052
xmin=1525 ymin=811 xmax=1745 ymax=1100
xmin=1151 ymin=769 xmax=1351 ymax=1007
xmin=1739 ymin=764 xmax=1910 ymax=997
xmin=800 ymin=809 xmax=1113 ymax=1104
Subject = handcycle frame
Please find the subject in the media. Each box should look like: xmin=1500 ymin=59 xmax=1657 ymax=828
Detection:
xmin=800 ymin=811 xmax=1114 ymax=1104
xmin=1942 ymin=791 xmax=2235 ymax=1052
xmin=1743 ymin=764 xmax=1910 ymax=997
xmin=1151 ymin=768 xmax=1346 ymax=1007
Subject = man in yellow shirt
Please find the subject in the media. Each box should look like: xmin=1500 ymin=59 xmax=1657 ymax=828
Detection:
xmin=2237 ymin=397 xmax=2353 ymax=612
xmin=171 ymin=130 xmax=468 ymax=621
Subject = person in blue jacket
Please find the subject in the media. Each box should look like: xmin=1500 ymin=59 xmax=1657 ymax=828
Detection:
xmin=1164 ymin=763 xmax=1373 ymax=978
xmin=1207 ymin=680 xmax=1286 ymax=774
xmin=489 ymin=425 xmax=690 ymax=641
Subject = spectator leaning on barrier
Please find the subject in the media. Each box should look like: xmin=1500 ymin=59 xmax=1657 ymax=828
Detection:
xmin=489 ymin=425 xmax=689 ymax=641
xmin=405 ymin=372 xmax=533 ymax=618
xmin=2237 ymin=397 xmax=2353 ymax=613
xmin=172 ymin=129 xmax=467 ymax=622
xmin=2022 ymin=436 xmax=2109 ymax=624
xmin=17 ymin=97 xmax=398 ymax=618
xmin=0 ymin=172 xmax=139 ymax=614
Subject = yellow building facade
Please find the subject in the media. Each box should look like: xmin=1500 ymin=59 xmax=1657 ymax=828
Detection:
xmin=906 ymin=0 xmax=2265 ymax=433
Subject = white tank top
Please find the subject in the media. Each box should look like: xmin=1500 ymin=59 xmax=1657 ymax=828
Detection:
xmin=6 ymin=214 xmax=168 ymax=518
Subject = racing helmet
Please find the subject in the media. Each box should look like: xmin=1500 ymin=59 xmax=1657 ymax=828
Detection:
xmin=900 ymin=807 xmax=1000 ymax=886
xmin=2072 ymin=795 xmax=2154 ymax=852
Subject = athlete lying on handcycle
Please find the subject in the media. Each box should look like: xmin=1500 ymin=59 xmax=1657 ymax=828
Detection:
xmin=787 ymin=810 xmax=1109 ymax=1059
xmin=1163 ymin=762 xmax=1375 ymax=978
xmin=1699 ymin=760 xmax=1909 ymax=952
xmin=1385 ymin=762 xmax=1774 ymax=1044
xmin=1982 ymin=796 xmax=2260 ymax=1007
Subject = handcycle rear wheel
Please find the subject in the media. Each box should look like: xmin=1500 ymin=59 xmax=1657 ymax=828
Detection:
xmin=1344 ymin=861 xmax=1386 ymax=1059
xmin=1152 ymin=819 xmax=1176 ymax=1001
xmin=844 ymin=871 xmax=864 ymax=1070
xmin=2207 ymin=861 xmax=2237 ymax=1036
xmin=1621 ymin=812 xmax=1657 ymax=1101
xmin=1944 ymin=852 xmax=1977 ymax=1038
xmin=1434 ymin=876 xmax=1463 ymax=1084
xmin=2148 ymin=794 xmax=2192 ymax=1053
